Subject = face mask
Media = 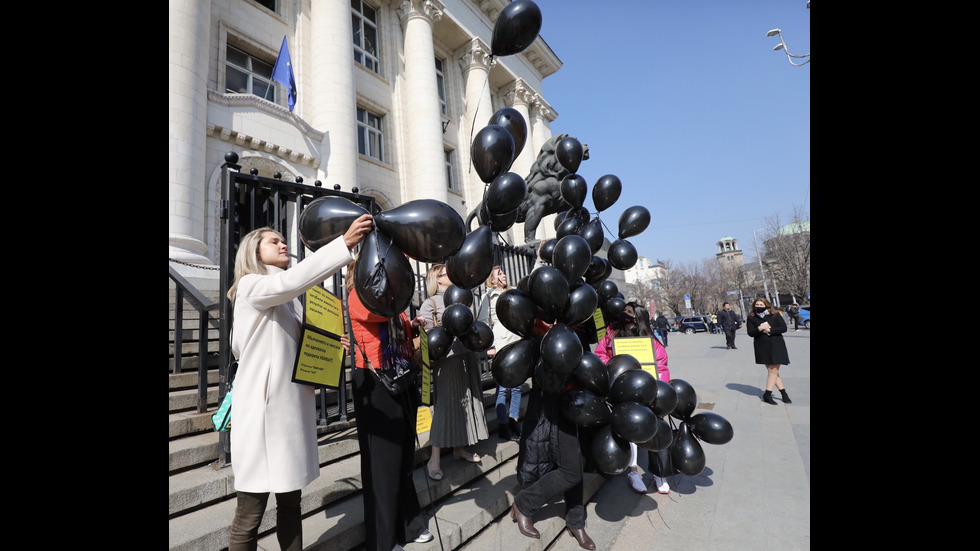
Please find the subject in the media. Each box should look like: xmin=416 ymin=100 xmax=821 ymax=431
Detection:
xmin=621 ymin=314 xmax=635 ymax=324
xmin=755 ymin=307 xmax=767 ymax=314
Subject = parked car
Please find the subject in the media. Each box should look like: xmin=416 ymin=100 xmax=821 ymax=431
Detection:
xmin=676 ymin=316 xmax=711 ymax=335
xmin=796 ymin=305 xmax=810 ymax=329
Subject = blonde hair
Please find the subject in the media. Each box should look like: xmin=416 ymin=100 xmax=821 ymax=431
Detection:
xmin=426 ymin=264 xmax=446 ymax=296
xmin=227 ymin=227 xmax=284 ymax=300
xmin=485 ymin=265 xmax=512 ymax=290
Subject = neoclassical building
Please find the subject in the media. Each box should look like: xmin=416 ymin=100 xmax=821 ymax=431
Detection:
xmin=170 ymin=0 xmax=564 ymax=286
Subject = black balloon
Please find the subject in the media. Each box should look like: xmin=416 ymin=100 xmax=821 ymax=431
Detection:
xmin=637 ymin=418 xmax=674 ymax=452
xmin=556 ymin=215 xmax=586 ymax=240
xmin=591 ymin=424 xmax=631 ymax=475
xmin=426 ymin=326 xmax=453 ymax=361
xmin=689 ymin=412 xmax=734 ymax=445
xmin=560 ymin=173 xmax=588 ymax=209
xmin=651 ymin=379 xmax=678 ymax=417
xmin=446 ymin=224 xmax=494 ymax=289
xmin=539 ymin=239 xmax=557 ymax=264
xmin=488 ymin=108 xmax=527 ymax=159
xmin=372 ymin=199 xmax=466 ymax=262
xmin=606 ymin=354 xmax=640 ymax=388
xmin=441 ymin=303 xmax=474 ymax=337
xmin=553 ymin=235 xmax=592 ymax=283
xmin=553 ymin=210 xmax=568 ymax=230
xmin=607 ymin=239 xmax=638 ymax=271
xmin=353 ymin=231 xmax=416 ymax=318
xmin=491 ymin=339 xmax=536 ymax=388
xmin=560 ymin=388 xmax=612 ymax=427
xmin=495 ymin=288 xmax=537 ymax=337
xmin=596 ymin=279 xmax=619 ymax=303
xmin=669 ymin=379 xmax=698 ymax=421
xmin=527 ymin=266 xmax=570 ymax=323
xmin=299 ymin=197 xmax=370 ymax=251
xmin=565 ymin=206 xmax=591 ymax=222
xmin=533 ymin=359 xmax=571 ymax=394
xmin=459 ymin=320 xmax=495 ymax=351
xmin=561 ymin=281 xmax=599 ymax=327
xmin=670 ymin=422 xmax=706 ymax=476
xmin=540 ymin=323 xmax=584 ymax=375
xmin=578 ymin=218 xmax=605 ymax=255
xmin=572 ymin=352 xmax=608 ymax=396
xmin=618 ymin=206 xmax=651 ymax=239
xmin=585 ymin=256 xmax=611 ymax=285
xmin=486 ymin=172 xmax=527 ymax=215
xmin=471 ymin=124 xmax=515 ymax=183
xmin=490 ymin=0 xmax=542 ymax=57
xmin=489 ymin=209 xmax=521 ymax=232
xmin=444 ymin=284 xmax=472 ymax=307
xmin=608 ymin=369 xmax=658 ymax=406
xmin=602 ymin=297 xmax=627 ymax=321
xmin=556 ymin=136 xmax=584 ymax=174
xmin=611 ymin=401 xmax=659 ymax=444
xmin=592 ymin=175 xmax=622 ymax=212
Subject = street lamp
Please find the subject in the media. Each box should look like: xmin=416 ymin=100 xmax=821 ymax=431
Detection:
xmin=752 ymin=229 xmax=771 ymax=304
xmin=766 ymin=3 xmax=810 ymax=66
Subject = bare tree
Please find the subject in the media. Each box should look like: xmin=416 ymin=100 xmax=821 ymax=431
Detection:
xmin=758 ymin=206 xmax=810 ymax=303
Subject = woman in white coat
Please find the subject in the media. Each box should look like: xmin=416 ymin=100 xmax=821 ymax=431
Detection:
xmin=226 ymin=215 xmax=373 ymax=551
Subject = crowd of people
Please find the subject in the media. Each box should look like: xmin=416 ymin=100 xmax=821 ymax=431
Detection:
xmin=223 ymin=215 xmax=796 ymax=550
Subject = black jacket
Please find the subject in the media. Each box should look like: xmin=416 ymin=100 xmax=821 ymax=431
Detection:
xmin=717 ymin=309 xmax=741 ymax=330
xmin=655 ymin=314 xmax=669 ymax=330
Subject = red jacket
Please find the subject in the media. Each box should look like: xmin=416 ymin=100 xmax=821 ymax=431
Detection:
xmin=348 ymin=290 xmax=415 ymax=370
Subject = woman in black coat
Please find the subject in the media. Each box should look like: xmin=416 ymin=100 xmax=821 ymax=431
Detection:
xmin=745 ymin=297 xmax=792 ymax=405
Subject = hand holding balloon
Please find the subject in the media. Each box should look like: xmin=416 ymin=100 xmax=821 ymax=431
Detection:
xmin=343 ymin=214 xmax=375 ymax=250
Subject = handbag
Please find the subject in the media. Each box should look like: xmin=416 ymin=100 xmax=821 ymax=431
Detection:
xmin=212 ymin=382 xmax=233 ymax=432
xmin=360 ymin=318 xmax=419 ymax=397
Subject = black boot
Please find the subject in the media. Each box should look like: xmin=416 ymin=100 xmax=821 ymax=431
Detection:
xmin=498 ymin=424 xmax=510 ymax=441
xmin=508 ymin=418 xmax=522 ymax=441
xmin=762 ymin=390 xmax=777 ymax=405
xmin=779 ymin=389 xmax=792 ymax=404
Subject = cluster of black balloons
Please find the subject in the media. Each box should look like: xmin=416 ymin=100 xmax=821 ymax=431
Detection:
xmin=559 ymin=360 xmax=734 ymax=477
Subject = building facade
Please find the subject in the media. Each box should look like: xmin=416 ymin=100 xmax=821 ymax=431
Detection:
xmin=169 ymin=0 xmax=565 ymax=286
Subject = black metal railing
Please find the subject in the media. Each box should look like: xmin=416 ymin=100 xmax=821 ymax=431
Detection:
xmin=169 ymin=266 xmax=220 ymax=413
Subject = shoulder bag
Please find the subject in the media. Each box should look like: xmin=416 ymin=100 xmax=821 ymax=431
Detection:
xmin=359 ymin=319 xmax=419 ymax=397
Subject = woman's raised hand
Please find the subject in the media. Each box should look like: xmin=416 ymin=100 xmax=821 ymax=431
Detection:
xmin=343 ymin=214 xmax=375 ymax=250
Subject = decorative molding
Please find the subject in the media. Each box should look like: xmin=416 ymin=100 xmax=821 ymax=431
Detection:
xmin=458 ymin=38 xmax=494 ymax=73
xmin=501 ymin=79 xmax=533 ymax=106
xmin=397 ymin=0 xmax=445 ymax=28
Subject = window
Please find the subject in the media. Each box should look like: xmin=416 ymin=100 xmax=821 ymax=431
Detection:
xmin=225 ymin=45 xmax=276 ymax=103
xmin=357 ymin=107 xmax=384 ymax=161
xmin=352 ymin=0 xmax=380 ymax=74
xmin=446 ymin=150 xmax=457 ymax=191
xmin=254 ymin=0 xmax=276 ymax=11
xmin=435 ymin=57 xmax=448 ymax=116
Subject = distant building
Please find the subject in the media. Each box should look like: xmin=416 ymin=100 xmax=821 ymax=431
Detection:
xmin=624 ymin=256 xmax=666 ymax=290
xmin=715 ymin=236 xmax=744 ymax=268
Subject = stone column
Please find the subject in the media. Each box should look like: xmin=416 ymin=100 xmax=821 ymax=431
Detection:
xmin=311 ymin=0 xmax=359 ymax=190
xmin=169 ymin=0 xmax=212 ymax=264
xmin=398 ymin=0 xmax=448 ymax=201
xmin=529 ymin=96 xmax=558 ymax=242
xmin=458 ymin=38 xmax=494 ymax=220
xmin=501 ymin=79 xmax=536 ymax=180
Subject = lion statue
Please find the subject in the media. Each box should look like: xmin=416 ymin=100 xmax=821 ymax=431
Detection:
xmin=465 ymin=133 xmax=590 ymax=242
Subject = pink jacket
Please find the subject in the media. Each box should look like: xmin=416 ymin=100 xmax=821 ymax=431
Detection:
xmin=595 ymin=331 xmax=670 ymax=382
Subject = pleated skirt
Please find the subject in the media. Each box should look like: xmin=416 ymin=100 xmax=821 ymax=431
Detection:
xmin=429 ymin=351 xmax=489 ymax=448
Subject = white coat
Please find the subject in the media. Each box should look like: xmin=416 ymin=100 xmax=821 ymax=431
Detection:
xmin=230 ymin=237 xmax=353 ymax=493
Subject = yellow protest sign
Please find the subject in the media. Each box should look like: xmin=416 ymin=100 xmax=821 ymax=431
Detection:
xmin=292 ymin=286 xmax=345 ymax=388
xmin=419 ymin=326 xmax=433 ymax=405
xmin=594 ymin=308 xmax=606 ymax=341
xmin=416 ymin=406 xmax=432 ymax=434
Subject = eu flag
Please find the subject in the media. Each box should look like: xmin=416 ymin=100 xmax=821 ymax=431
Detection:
xmin=272 ymin=36 xmax=296 ymax=112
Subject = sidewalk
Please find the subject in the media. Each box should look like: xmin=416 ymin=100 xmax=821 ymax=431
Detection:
xmin=546 ymin=327 xmax=811 ymax=550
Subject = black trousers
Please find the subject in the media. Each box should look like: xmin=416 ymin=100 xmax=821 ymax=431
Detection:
xmin=229 ymin=489 xmax=301 ymax=551
xmin=724 ymin=329 xmax=737 ymax=348
xmin=352 ymin=368 xmax=428 ymax=551
xmin=658 ymin=328 xmax=669 ymax=346
xmin=515 ymin=389 xmax=586 ymax=529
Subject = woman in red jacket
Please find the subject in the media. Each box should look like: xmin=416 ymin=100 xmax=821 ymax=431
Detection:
xmin=346 ymin=262 xmax=433 ymax=550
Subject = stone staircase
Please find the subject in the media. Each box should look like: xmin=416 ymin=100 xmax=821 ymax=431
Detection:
xmin=169 ymin=286 xmax=609 ymax=551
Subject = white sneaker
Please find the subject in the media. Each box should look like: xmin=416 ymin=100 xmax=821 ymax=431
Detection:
xmin=627 ymin=470 xmax=647 ymax=494
xmin=653 ymin=475 xmax=670 ymax=494
xmin=414 ymin=529 xmax=434 ymax=543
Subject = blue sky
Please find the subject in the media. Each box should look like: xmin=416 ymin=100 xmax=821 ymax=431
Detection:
xmin=527 ymin=0 xmax=810 ymax=266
